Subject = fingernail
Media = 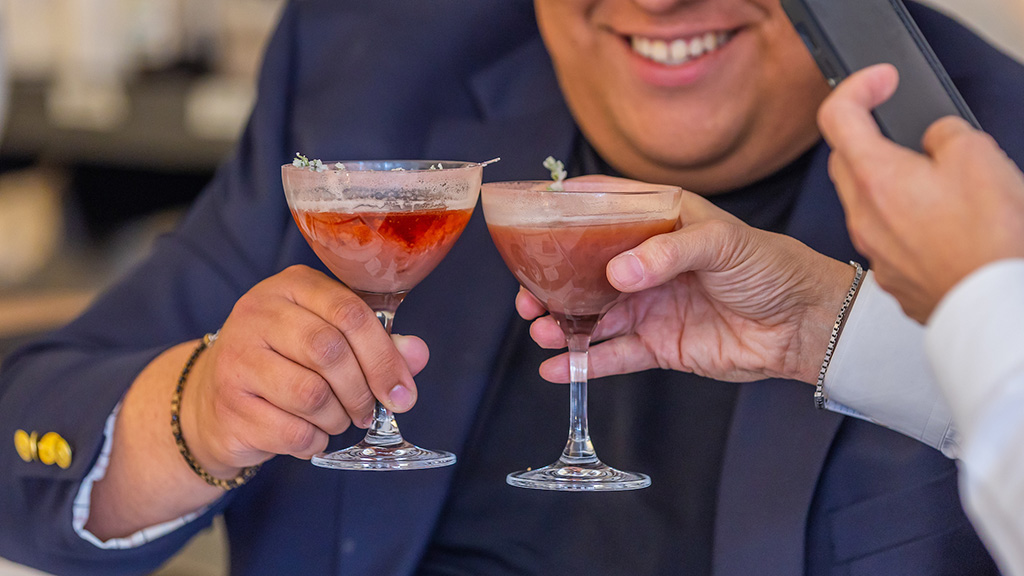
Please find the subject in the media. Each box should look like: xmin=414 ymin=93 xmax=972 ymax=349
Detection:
xmin=361 ymin=415 xmax=374 ymax=428
xmin=609 ymin=252 xmax=645 ymax=288
xmin=389 ymin=385 xmax=413 ymax=411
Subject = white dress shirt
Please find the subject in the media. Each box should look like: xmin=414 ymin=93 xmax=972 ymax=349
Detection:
xmin=827 ymin=259 xmax=1024 ymax=576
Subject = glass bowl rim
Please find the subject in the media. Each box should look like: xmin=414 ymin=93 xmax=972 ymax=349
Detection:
xmin=481 ymin=180 xmax=683 ymax=196
xmin=281 ymin=159 xmax=485 ymax=173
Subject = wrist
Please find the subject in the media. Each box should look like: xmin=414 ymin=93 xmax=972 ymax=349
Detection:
xmin=790 ymin=258 xmax=863 ymax=384
xmin=176 ymin=334 xmax=258 ymax=488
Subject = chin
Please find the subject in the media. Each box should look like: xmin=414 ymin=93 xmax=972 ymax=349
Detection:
xmin=639 ymin=130 xmax=746 ymax=173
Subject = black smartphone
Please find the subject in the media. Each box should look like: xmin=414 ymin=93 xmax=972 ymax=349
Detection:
xmin=782 ymin=0 xmax=982 ymax=151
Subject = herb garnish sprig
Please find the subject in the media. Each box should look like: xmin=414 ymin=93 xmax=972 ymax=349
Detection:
xmin=543 ymin=156 xmax=567 ymax=191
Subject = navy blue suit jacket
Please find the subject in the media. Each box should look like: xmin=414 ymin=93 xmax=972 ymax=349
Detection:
xmin=2 ymin=1 xmax=1021 ymax=574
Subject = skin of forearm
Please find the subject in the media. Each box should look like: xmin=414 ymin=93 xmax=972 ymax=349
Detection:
xmin=84 ymin=341 xmax=226 ymax=540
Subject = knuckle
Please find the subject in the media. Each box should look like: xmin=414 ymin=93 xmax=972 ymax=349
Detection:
xmin=850 ymin=166 xmax=882 ymax=198
xmin=847 ymin=221 xmax=878 ymax=259
xmin=342 ymin=386 xmax=377 ymax=420
xmin=643 ymin=234 xmax=682 ymax=270
xmin=296 ymin=432 xmax=329 ymax=459
xmin=212 ymin=393 xmax=235 ymax=422
xmin=847 ymin=226 xmax=869 ymax=256
xmin=281 ymin=264 xmax=313 ymax=281
xmin=363 ymin=349 xmax=409 ymax=390
xmin=292 ymin=430 xmax=327 ymax=457
xmin=699 ymin=219 xmax=739 ymax=257
xmin=971 ymin=131 xmax=1001 ymax=155
xmin=703 ymin=218 xmax=735 ymax=238
xmin=282 ymin=420 xmax=319 ymax=453
xmin=322 ymin=415 xmax=352 ymax=436
xmin=328 ymin=297 xmax=374 ymax=333
xmin=291 ymin=371 xmax=334 ymax=414
xmin=218 ymin=434 xmax=252 ymax=463
xmin=231 ymin=291 xmax=261 ymax=318
xmin=305 ymin=324 xmax=348 ymax=368
xmin=209 ymin=352 xmax=251 ymax=401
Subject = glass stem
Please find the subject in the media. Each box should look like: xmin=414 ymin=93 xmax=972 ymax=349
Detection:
xmin=362 ymin=310 xmax=404 ymax=447
xmin=560 ymin=332 xmax=598 ymax=465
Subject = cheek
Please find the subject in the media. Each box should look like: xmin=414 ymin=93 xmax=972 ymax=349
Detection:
xmin=771 ymin=25 xmax=829 ymax=108
xmin=746 ymin=33 xmax=829 ymax=148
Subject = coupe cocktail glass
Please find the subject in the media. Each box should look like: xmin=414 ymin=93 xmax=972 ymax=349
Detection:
xmin=481 ymin=180 xmax=682 ymax=490
xmin=282 ymin=160 xmax=483 ymax=470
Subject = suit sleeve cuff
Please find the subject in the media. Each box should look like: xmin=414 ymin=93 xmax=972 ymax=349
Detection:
xmin=71 ymin=402 xmax=210 ymax=549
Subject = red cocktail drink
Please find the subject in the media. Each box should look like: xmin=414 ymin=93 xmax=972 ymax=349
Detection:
xmin=488 ymin=217 xmax=675 ymax=332
xmin=481 ymin=179 xmax=682 ymax=491
xmin=282 ymin=159 xmax=484 ymax=471
xmin=292 ymin=206 xmax=473 ymax=295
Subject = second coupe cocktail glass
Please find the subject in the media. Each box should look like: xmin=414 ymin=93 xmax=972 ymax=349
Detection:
xmin=481 ymin=180 xmax=682 ymax=490
xmin=282 ymin=160 xmax=483 ymax=470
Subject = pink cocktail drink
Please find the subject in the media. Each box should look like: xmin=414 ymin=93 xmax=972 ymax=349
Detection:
xmin=488 ymin=217 xmax=676 ymax=332
xmin=481 ymin=179 xmax=682 ymax=491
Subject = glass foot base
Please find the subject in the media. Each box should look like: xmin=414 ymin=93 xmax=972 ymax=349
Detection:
xmin=311 ymin=440 xmax=456 ymax=471
xmin=506 ymin=460 xmax=651 ymax=491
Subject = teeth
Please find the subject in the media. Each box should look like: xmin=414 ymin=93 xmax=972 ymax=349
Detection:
xmin=631 ymin=31 xmax=733 ymax=66
xmin=652 ymin=39 xmax=668 ymax=61
xmin=689 ymin=37 xmax=704 ymax=58
xmin=703 ymin=32 xmax=718 ymax=51
xmin=670 ymin=39 xmax=687 ymax=61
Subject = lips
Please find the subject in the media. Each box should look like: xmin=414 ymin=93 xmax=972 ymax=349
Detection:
xmin=629 ymin=30 xmax=736 ymax=66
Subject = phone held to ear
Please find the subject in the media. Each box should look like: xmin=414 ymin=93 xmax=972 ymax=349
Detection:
xmin=782 ymin=0 xmax=981 ymax=152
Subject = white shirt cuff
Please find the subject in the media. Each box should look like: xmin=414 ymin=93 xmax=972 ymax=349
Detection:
xmin=72 ymin=402 xmax=209 ymax=549
xmin=823 ymin=271 xmax=960 ymax=457
xmin=926 ymin=258 xmax=1024 ymax=441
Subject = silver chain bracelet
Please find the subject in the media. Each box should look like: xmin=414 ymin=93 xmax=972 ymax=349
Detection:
xmin=814 ymin=261 xmax=864 ymax=409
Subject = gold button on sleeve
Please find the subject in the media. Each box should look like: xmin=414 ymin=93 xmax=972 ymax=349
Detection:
xmin=52 ymin=436 xmax=73 ymax=469
xmin=14 ymin=430 xmax=36 ymax=463
xmin=36 ymin=433 xmax=56 ymax=465
xmin=35 ymin=432 xmax=73 ymax=469
xmin=37 ymin=432 xmax=71 ymax=468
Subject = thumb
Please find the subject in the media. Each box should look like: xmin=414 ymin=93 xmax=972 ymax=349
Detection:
xmin=391 ymin=334 xmax=429 ymax=376
xmin=818 ymin=63 xmax=900 ymax=157
xmin=607 ymin=219 xmax=745 ymax=292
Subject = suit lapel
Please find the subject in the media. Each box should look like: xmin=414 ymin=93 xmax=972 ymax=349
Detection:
xmin=333 ymin=36 xmax=577 ymax=576
xmin=713 ymin=143 xmax=855 ymax=575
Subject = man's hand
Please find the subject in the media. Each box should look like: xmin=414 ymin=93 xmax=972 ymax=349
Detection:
xmin=818 ymin=64 xmax=1024 ymax=322
xmin=181 ymin=265 xmax=428 ymax=477
xmin=519 ymin=183 xmax=854 ymax=386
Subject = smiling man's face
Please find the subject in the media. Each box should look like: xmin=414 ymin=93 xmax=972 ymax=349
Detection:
xmin=535 ymin=0 xmax=830 ymax=194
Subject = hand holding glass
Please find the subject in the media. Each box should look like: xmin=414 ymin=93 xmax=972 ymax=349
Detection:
xmin=481 ymin=180 xmax=682 ymax=490
xmin=281 ymin=160 xmax=482 ymax=470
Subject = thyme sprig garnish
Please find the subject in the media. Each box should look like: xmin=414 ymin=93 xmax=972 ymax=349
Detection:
xmin=543 ymin=156 xmax=567 ymax=191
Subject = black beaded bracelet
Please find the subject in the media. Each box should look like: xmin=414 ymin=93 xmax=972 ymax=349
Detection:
xmin=814 ymin=261 xmax=864 ymax=410
xmin=171 ymin=331 xmax=260 ymax=490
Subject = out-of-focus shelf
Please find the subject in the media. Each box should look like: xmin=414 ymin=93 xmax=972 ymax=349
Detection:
xmin=0 ymin=289 xmax=98 ymax=340
xmin=1 ymin=76 xmax=240 ymax=172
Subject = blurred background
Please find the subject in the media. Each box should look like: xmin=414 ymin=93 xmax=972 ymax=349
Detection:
xmin=0 ymin=0 xmax=1021 ymax=575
